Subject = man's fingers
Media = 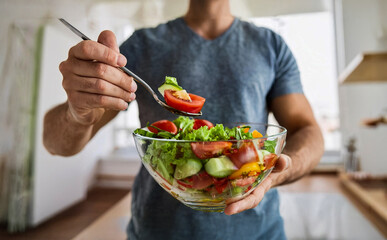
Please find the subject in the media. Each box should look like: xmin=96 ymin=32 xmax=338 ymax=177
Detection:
xmin=69 ymin=40 xmax=127 ymax=67
xmin=224 ymin=175 xmax=273 ymax=215
xmin=223 ymin=155 xmax=292 ymax=215
xmin=65 ymin=59 xmax=137 ymax=93
xmin=98 ymin=30 xmax=119 ymax=52
xmin=67 ymin=91 xmax=129 ymax=111
xmin=64 ymin=75 xmax=135 ymax=102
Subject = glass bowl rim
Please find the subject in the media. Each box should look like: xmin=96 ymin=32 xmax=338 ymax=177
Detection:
xmin=132 ymin=122 xmax=287 ymax=143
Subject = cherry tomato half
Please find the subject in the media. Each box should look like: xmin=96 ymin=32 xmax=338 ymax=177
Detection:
xmin=177 ymin=171 xmax=214 ymax=190
xmin=212 ymin=177 xmax=228 ymax=194
xmin=148 ymin=120 xmax=177 ymax=134
xmin=164 ymin=90 xmax=205 ymax=113
xmin=193 ymin=119 xmax=214 ymax=130
xmin=191 ymin=171 xmax=214 ymax=190
xmin=264 ymin=153 xmax=279 ymax=170
xmin=191 ymin=142 xmax=232 ymax=159
xmin=232 ymin=176 xmax=258 ymax=187
xmin=227 ymin=142 xmax=259 ymax=169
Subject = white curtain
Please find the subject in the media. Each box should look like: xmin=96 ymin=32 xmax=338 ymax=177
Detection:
xmin=0 ymin=22 xmax=44 ymax=232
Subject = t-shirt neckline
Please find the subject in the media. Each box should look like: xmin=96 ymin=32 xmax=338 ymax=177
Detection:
xmin=176 ymin=16 xmax=239 ymax=44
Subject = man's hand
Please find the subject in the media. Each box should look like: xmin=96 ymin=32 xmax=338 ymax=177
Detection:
xmin=224 ymin=154 xmax=291 ymax=215
xmin=44 ymin=30 xmax=138 ymax=156
xmin=59 ymin=30 xmax=137 ymax=126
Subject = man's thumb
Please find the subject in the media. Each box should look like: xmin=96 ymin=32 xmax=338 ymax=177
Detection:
xmin=273 ymin=154 xmax=290 ymax=172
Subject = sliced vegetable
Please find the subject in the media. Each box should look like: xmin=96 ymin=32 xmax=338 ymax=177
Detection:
xmin=191 ymin=141 xmax=232 ymax=159
xmin=164 ymin=90 xmax=205 ymax=113
xmin=176 ymin=179 xmax=193 ymax=189
xmin=174 ymin=158 xmax=202 ymax=179
xmin=193 ymin=119 xmax=214 ymax=130
xmin=264 ymin=153 xmax=279 ymax=170
xmin=158 ymin=76 xmax=183 ymax=96
xmin=148 ymin=120 xmax=177 ymax=134
xmin=229 ymin=162 xmax=261 ymax=180
xmin=227 ymin=142 xmax=259 ymax=168
xmin=212 ymin=177 xmax=228 ymax=194
xmin=252 ymin=130 xmax=263 ymax=138
xmin=158 ymin=76 xmax=206 ymax=113
xmin=204 ymin=156 xmax=236 ymax=178
xmin=177 ymin=171 xmax=214 ymax=190
xmin=232 ymin=176 xmax=258 ymax=187
xmin=190 ymin=171 xmax=214 ymax=190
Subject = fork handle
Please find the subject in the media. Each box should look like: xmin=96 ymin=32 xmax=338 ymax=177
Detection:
xmin=120 ymin=66 xmax=159 ymax=100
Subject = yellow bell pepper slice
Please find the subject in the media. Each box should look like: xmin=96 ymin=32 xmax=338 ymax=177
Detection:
xmin=229 ymin=162 xmax=261 ymax=179
xmin=252 ymin=130 xmax=263 ymax=138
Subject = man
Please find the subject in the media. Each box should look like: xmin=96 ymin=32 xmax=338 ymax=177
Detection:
xmin=44 ymin=0 xmax=324 ymax=239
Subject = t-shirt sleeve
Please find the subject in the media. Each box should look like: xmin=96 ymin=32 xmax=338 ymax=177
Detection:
xmin=267 ymin=32 xmax=303 ymax=102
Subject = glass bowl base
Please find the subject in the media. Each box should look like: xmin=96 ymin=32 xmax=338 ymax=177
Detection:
xmin=183 ymin=202 xmax=225 ymax=212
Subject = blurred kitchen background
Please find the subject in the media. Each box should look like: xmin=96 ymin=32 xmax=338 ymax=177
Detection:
xmin=0 ymin=0 xmax=386 ymax=239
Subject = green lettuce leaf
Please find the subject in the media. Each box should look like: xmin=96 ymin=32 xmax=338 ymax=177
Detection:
xmin=173 ymin=116 xmax=194 ymax=135
xmin=264 ymin=139 xmax=277 ymax=153
xmin=164 ymin=76 xmax=182 ymax=89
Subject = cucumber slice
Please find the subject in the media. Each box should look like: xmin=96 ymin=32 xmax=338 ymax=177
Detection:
xmin=205 ymin=156 xmax=236 ymax=178
xmin=158 ymin=84 xmax=183 ymax=96
xmin=158 ymin=76 xmax=184 ymax=96
xmin=174 ymin=158 xmax=202 ymax=180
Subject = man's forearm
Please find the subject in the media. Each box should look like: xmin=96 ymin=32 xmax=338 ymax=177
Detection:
xmin=274 ymin=124 xmax=324 ymax=186
xmin=43 ymin=103 xmax=93 ymax=156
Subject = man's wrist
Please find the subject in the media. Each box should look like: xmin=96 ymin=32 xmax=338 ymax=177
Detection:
xmin=65 ymin=103 xmax=94 ymax=128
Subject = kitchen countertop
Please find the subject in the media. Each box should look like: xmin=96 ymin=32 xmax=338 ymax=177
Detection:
xmin=338 ymin=172 xmax=387 ymax=238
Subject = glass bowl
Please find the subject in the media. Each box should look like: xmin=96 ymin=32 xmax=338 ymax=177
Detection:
xmin=133 ymin=123 xmax=286 ymax=212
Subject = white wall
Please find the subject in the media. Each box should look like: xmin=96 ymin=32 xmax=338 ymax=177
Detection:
xmin=341 ymin=0 xmax=387 ymax=66
xmin=0 ymin=0 xmax=93 ymax=75
xmin=338 ymin=0 xmax=387 ymax=170
xmin=339 ymin=83 xmax=387 ymax=141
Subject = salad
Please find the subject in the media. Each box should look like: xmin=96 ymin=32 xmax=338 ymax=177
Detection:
xmin=158 ymin=76 xmax=205 ymax=113
xmin=134 ymin=117 xmax=279 ymax=199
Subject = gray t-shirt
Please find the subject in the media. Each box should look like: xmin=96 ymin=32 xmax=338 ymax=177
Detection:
xmin=120 ymin=17 xmax=302 ymax=240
